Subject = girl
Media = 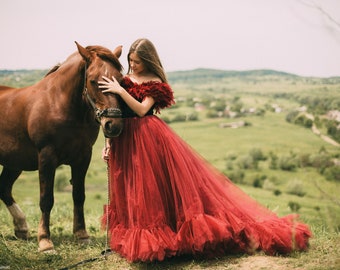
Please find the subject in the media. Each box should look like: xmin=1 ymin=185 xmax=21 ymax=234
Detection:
xmin=98 ymin=38 xmax=311 ymax=262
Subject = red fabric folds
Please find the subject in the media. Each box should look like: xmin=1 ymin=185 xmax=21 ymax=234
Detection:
xmin=121 ymin=77 xmax=175 ymax=113
xmin=101 ymin=80 xmax=311 ymax=262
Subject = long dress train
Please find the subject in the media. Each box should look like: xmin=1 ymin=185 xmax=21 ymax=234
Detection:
xmin=102 ymin=77 xmax=311 ymax=262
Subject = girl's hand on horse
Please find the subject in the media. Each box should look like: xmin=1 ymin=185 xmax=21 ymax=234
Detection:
xmin=98 ymin=76 xmax=124 ymax=95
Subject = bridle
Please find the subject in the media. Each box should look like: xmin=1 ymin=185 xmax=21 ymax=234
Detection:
xmin=82 ymin=63 xmax=122 ymax=122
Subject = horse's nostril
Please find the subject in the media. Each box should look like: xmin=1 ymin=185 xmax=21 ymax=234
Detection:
xmin=104 ymin=121 xmax=122 ymax=137
xmin=104 ymin=121 xmax=112 ymax=131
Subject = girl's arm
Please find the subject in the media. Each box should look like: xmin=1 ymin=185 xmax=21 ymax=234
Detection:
xmin=98 ymin=76 xmax=155 ymax=117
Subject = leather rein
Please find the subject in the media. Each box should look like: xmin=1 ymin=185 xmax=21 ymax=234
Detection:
xmin=82 ymin=63 xmax=122 ymax=122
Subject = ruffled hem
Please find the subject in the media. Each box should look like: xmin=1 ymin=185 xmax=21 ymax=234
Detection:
xmin=108 ymin=225 xmax=178 ymax=262
xmin=103 ymin=211 xmax=311 ymax=262
xmin=102 ymin=115 xmax=311 ymax=262
xmin=251 ymin=214 xmax=311 ymax=255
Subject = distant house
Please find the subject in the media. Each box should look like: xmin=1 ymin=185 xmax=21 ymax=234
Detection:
xmin=297 ymin=106 xmax=307 ymax=112
xmin=272 ymin=104 xmax=282 ymax=113
xmin=219 ymin=121 xmax=245 ymax=128
xmin=327 ymin=110 xmax=340 ymax=122
xmin=193 ymin=97 xmax=202 ymax=103
xmin=223 ymin=110 xmax=238 ymax=118
xmin=194 ymin=103 xmax=206 ymax=111
xmin=248 ymin=107 xmax=256 ymax=113
xmin=176 ymin=96 xmax=186 ymax=103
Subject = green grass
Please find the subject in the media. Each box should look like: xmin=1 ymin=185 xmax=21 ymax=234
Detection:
xmin=166 ymin=112 xmax=337 ymax=170
xmin=1 ymin=110 xmax=339 ymax=269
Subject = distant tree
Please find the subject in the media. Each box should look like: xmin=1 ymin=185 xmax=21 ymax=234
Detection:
xmin=324 ymin=166 xmax=340 ymax=182
xmin=286 ymin=111 xmax=299 ymax=123
xmin=287 ymin=180 xmax=306 ymax=197
xmin=211 ymin=99 xmax=227 ymax=111
xmin=326 ymin=120 xmax=340 ymax=143
xmin=206 ymin=110 xmax=219 ymax=118
xmin=249 ymin=148 xmax=267 ymax=162
xmin=288 ymin=201 xmax=301 ymax=212
xmin=269 ymin=151 xmax=278 ymax=169
xmin=310 ymin=153 xmax=334 ymax=173
xmin=279 ymin=155 xmax=298 ymax=171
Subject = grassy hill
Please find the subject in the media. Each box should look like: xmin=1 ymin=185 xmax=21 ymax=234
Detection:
xmin=168 ymin=68 xmax=300 ymax=82
xmin=0 ymin=68 xmax=339 ymax=269
xmin=0 ymin=69 xmax=47 ymax=88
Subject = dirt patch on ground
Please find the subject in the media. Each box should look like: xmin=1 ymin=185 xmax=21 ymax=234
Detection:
xmin=229 ymin=255 xmax=299 ymax=270
xmin=103 ymin=253 xmax=307 ymax=270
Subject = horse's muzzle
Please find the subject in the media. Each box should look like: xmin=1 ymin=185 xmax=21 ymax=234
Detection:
xmin=101 ymin=118 xmax=123 ymax=138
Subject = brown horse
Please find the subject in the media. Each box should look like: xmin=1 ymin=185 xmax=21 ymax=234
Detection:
xmin=0 ymin=42 xmax=124 ymax=252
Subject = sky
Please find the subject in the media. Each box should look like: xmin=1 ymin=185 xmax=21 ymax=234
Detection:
xmin=1 ymin=0 xmax=340 ymax=77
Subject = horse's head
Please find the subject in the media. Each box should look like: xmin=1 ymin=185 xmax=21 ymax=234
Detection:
xmin=76 ymin=42 xmax=124 ymax=138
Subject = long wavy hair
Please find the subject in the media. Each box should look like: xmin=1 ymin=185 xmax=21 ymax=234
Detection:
xmin=127 ymin=38 xmax=168 ymax=83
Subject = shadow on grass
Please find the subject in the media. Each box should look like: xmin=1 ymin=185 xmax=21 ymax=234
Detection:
xmin=130 ymin=253 xmax=245 ymax=270
xmin=0 ymin=232 xmax=249 ymax=270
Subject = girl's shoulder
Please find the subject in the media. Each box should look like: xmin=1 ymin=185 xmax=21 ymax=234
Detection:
xmin=121 ymin=76 xmax=175 ymax=114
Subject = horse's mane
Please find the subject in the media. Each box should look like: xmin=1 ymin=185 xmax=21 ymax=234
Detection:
xmin=44 ymin=45 xmax=123 ymax=78
xmin=45 ymin=64 xmax=61 ymax=77
xmin=86 ymin=45 xmax=123 ymax=72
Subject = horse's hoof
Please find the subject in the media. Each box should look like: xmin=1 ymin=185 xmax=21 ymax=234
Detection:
xmin=15 ymin=230 xmax=30 ymax=240
xmin=78 ymin=237 xmax=91 ymax=245
xmin=74 ymin=229 xmax=90 ymax=245
xmin=76 ymin=231 xmax=90 ymax=245
xmin=43 ymin=249 xmax=58 ymax=255
xmin=38 ymin=238 xmax=54 ymax=252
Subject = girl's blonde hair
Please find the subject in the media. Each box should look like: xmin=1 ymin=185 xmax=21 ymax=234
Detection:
xmin=127 ymin=38 xmax=168 ymax=83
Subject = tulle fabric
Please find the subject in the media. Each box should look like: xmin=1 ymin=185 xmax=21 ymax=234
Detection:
xmin=102 ymin=116 xmax=311 ymax=262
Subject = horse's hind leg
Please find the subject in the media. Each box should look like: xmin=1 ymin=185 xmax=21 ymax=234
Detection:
xmin=71 ymin=162 xmax=90 ymax=244
xmin=0 ymin=167 xmax=30 ymax=239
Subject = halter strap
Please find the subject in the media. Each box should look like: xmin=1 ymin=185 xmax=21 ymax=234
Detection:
xmin=82 ymin=63 xmax=122 ymax=121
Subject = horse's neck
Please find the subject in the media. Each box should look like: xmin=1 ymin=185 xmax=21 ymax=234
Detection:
xmin=43 ymin=56 xmax=90 ymax=120
xmin=50 ymin=56 xmax=84 ymax=98
xmin=61 ymin=54 xmax=84 ymax=86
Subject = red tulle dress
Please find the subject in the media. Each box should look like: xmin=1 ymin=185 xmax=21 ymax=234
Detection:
xmin=102 ymin=77 xmax=311 ymax=262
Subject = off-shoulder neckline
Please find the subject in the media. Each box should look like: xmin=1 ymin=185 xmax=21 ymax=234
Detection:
xmin=124 ymin=76 xmax=165 ymax=86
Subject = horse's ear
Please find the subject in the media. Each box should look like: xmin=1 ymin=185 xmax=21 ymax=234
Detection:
xmin=112 ymin=45 xmax=122 ymax=58
xmin=75 ymin=41 xmax=91 ymax=61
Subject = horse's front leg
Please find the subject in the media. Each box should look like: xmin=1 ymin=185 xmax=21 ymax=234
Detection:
xmin=71 ymin=157 xmax=91 ymax=244
xmin=37 ymin=150 xmax=57 ymax=252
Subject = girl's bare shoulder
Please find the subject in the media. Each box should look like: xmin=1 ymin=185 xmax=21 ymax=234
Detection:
xmin=128 ymin=74 xmax=161 ymax=84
